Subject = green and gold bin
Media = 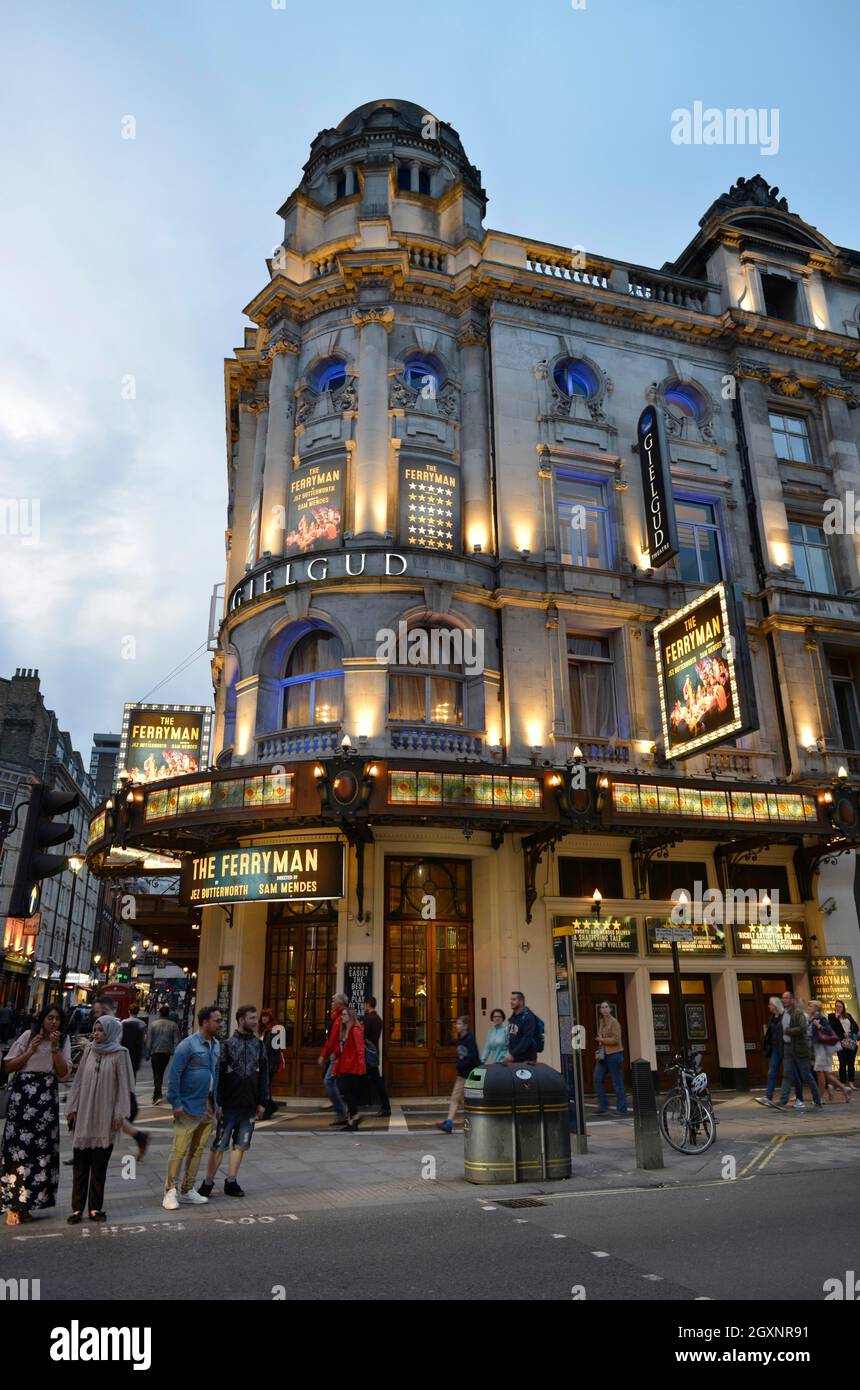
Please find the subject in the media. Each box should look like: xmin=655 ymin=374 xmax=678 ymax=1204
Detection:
xmin=463 ymin=1062 xmax=572 ymax=1184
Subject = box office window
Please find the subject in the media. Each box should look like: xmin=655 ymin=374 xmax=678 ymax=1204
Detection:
xmin=559 ymin=857 xmax=623 ymax=899
xmin=647 ymin=860 xmax=710 ymax=901
xmin=727 ymin=864 xmax=792 ymax=904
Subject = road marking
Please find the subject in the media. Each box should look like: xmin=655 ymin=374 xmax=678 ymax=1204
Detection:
xmin=481 ymin=1205 xmax=497 ymax=1211
xmin=552 ymin=1233 xmax=566 ymax=1239
xmin=592 ymin=1250 xmax=610 ymax=1257
xmin=757 ymin=1135 xmax=788 ymax=1170
xmin=515 ymin=1219 xmax=529 ymax=1224
xmin=12 ymin=1232 xmax=63 ymax=1241
xmin=387 ymin=1106 xmax=409 ymax=1132
xmin=642 ymin=1273 xmax=663 ymax=1280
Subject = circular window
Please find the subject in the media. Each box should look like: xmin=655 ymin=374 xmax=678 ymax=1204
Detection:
xmin=311 ymin=357 xmax=347 ymax=393
xmin=663 ymin=383 xmax=705 ymax=420
xmin=553 ymin=358 xmax=599 ymax=399
xmin=403 ymin=353 xmax=443 ymax=393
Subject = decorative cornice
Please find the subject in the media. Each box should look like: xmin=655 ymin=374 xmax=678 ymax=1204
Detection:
xmin=457 ymin=323 xmax=488 ymax=348
xmin=736 ymin=360 xmax=859 ymax=407
xmin=267 ymin=337 xmax=299 ymax=357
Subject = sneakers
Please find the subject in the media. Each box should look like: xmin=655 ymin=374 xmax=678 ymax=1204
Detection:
xmin=162 ymin=1188 xmax=180 ymax=1211
xmin=436 ymin=1120 xmax=453 ymax=1133
xmin=224 ymin=1179 xmax=244 ymax=1198
xmin=180 ymin=1189 xmax=209 ymax=1205
xmin=197 ymin=1181 xmax=214 ymax=1199
xmin=794 ymin=1101 xmax=806 ymax=1111
xmin=753 ymin=1097 xmax=774 ymax=1107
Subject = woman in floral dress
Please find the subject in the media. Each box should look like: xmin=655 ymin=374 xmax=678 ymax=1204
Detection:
xmin=1 ymin=1004 xmax=70 ymax=1225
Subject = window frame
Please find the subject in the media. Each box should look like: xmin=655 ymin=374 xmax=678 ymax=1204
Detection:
xmin=281 ymin=632 xmax=344 ymax=730
xmin=555 ymin=471 xmax=613 ymax=570
xmin=673 ymin=494 xmax=725 ymax=586
xmin=788 ymin=518 xmax=836 ymax=595
xmin=567 ymin=632 xmax=619 ymax=738
xmin=387 ymin=627 xmax=466 ymax=729
xmin=827 ymin=652 xmax=860 ymax=751
xmin=769 ymin=411 xmax=813 ymax=464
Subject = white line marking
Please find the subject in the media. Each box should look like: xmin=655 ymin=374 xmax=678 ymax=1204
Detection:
xmin=552 ymin=1233 xmax=566 ymax=1239
xmin=387 ymin=1105 xmax=408 ymax=1132
xmin=592 ymin=1250 xmax=610 ymax=1257
xmin=642 ymin=1273 xmax=663 ymax=1280
xmin=515 ymin=1218 xmax=529 ymax=1224
xmin=482 ymin=1205 xmax=497 ymax=1211
xmin=12 ymin=1232 xmax=64 ymax=1241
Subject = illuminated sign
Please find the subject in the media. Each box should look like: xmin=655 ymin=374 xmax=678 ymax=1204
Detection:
xmin=654 ymin=582 xmax=758 ymax=760
xmin=637 ymin=405 xmax=678 ymax=567
xmin=732 ymin=922 xmax=807 ymax=956
xmin=552 ymin=916 xmax=639 ymax=954
xmin=180 ymin=839 xmax=345 ymax=905
xmin=228 ymin=549 xmax=409 ymax=612
xmin=809 ymin=957 xmax=859 ymax=1022
xmin=398 ymin=461 xmax=461 ymax=553
xmin=285 ymin=461 xmax=345 ymax=556
xmin=119 ymin=705 xmax=212 ymax=787
xmin=646 ymin=917 xmax=726 ymax=955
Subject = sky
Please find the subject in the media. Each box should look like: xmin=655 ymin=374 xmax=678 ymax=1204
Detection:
xmin=1 ymin=0 xmax=858 ymax=757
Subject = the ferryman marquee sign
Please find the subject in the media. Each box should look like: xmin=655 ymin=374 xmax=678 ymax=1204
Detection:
xmin=180 ymin=840 xmax=345 ymax=906
xmin=654 ymin=581 xmax=758 ymax=760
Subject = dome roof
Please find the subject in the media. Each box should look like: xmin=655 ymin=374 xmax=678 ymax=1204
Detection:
xmin=302 ymin=98 xmax=480 ymax=191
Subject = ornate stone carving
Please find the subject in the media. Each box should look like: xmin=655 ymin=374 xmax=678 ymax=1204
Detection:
xmin=352 ymin=306 xmax=395 ymax=331
xmin=388 ymin=374 xmax=459 ymax=420
xmin=648 ymin=377 xmax=718 ymax=443
xmin=457 ymin=323 xmax=488 ymax=348
xmin=268 ymin=336 xmax=299 ymax=358
xmin=296 ymin=375 xmax=357 ymax=425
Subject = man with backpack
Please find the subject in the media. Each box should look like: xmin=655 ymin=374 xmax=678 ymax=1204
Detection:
xmin=437 ymin=1016 xmax=480 ymax=1134
xmin=505 ymin=991 xmax=544 ymax=1064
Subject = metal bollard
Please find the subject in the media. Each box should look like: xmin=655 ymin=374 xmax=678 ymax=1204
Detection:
xmin=632 ymin=1058 xmax=664 ymax=1170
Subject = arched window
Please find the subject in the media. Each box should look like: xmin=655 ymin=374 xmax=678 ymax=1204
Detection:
xmin=310 ymin=357 xmax=347 ymax=394
xmin=283 ymin=631 xmax=344 ymax=728
xmin=663 ymin=382 xmax=705 ymax=421
xmin=388 ymin=626 xmax=464 ymax=727
xmin=553 ymin=358 xmax=599 ymax=399
xmin=403 ymin=353 xmax=443 ymax=395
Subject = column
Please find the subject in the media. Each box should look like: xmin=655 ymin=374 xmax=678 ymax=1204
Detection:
xmin=711 ymin=972 xmax=749 ymax=1090
xmin=738 ymin=376 xmax=792 ymax=574
xmin=260 ymin=335 xmax=299 ymax=557
xmin=458 ymin=322 xmax=493 ymax=553
xmin=821 ymin=392 xmax=860 ymax=594
xmin=245 ymin=402 xmax=269 ymax=568
xmin=226 ymin=398 xmax=258 ymax=594
xmin=234 ymin=675 xmax=262 ymax=762
xmin=351 ymin=306 xmax=393 ymax=541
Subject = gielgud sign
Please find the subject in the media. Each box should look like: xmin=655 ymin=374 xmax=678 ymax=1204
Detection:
xmin=181 ymin=840 xmax=345 ymax=905
xmin=654 ymin=581 xmax=758 ymax=760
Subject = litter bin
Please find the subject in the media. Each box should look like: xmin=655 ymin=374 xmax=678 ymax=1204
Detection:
xmin=463 ymin=1062 xmax=572 ymax=1184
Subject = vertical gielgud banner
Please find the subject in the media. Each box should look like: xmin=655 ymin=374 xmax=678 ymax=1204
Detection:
xmin=119 ymin=704 xmax=211 ymax=784
xmin=637 ymin=404 xmax=678 ymax=568
xmin=285 ymin=461 xmax=345 ymax=555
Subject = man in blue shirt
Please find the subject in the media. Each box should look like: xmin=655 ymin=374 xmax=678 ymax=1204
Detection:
xmin=162 ymin=1005 xmax=222 ymax=1210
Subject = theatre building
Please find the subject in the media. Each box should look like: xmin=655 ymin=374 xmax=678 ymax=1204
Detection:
xmin=86 ymin=101 xmax=860 ymax=1096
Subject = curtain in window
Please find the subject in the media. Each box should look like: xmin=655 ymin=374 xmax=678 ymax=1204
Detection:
xmin=568 ymin=638 xmax=616 ymax=736
xmin=389 ymin=674 xmax=426 ymax=721
xmin=429 ymin=677 xmax=463 ymax=726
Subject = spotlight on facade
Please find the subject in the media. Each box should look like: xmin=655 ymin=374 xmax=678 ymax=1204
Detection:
xmin=341 ymin=734 xmax=352 ymax=749
xmin=572 ymin=745 xmax=583 ymax=761
xmin=838 ymin=765 xmax=849 ymax=780
xmin=519 ymin=547 xmax=531 ymax=559
xmin=529 ymin=745 xmax=542 ymax=764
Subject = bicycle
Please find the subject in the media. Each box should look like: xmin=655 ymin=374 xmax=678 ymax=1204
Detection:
xmin=659 ymin=1051 xmax=716 ymax=1154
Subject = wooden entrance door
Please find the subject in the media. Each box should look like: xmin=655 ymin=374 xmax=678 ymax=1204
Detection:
xmin=577 ymin=973 xmax=630 ymax=1086
xmin=650 ymin=974 xmax=718 ymax=1089
xmin=738 ymin=974 xmax=793 ymax=1086
xmin=384 ymin=857 xmax=474 ymax=1097
xmin=264 ymin=903 xmax=338 ymax=1096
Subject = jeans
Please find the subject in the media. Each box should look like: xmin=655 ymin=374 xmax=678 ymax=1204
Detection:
xmin=72 ymin=1145 xmax=113 ymax=1214
xmin=765 ymin=1049 xmax=786 ymax=1101
xmin=324 ymin=1059 xmax=347 ymax=1118
xmin=594 ymin=1050 xmax=628 ymax=1114
xmin=366 ymin=1066 xmax=391 ymax=1113
xmin=151 ymin=1053 xmax=170 ymax=1100
xmin=778 ymin=1054 xmax=822 ymax=1106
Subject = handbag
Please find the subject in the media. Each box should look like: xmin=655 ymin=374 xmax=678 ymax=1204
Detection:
xmin=364 ymin=1040 xmax=379 ymax=1070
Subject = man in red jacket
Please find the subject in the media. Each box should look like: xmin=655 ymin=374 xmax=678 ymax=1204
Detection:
xmin=318 ymin=992 xmax=349 ymax=1125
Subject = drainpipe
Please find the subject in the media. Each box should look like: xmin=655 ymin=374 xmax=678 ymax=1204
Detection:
xmin=486 ymin=318 xmax=506 ymax=760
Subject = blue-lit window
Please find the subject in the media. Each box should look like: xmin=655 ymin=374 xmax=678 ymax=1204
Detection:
xmin=676 ymin=499 xmax=723 ymax=584
xmin=790 ymin=520 xmax=835 ymax=594
xmin=553 ymin=359 xmax=598 ymax=399
xmin=283 ymin=632 xmax=343 ymax=728
xmin=770 ymin=412 xmax=812 ymax=463
xmin=556 ymin=475 xmax=611 ymax=569
xmin=664 ymin=383 xmax=705 ymax=420
xmin=404 ymin=354 xmax=442 ymax=395
xmin=418 ymin=168 xmax=431 ymax=195
xmin=311 ymin=358 xmax=347 ymax=393
xmin=397 ymin=163 xmax=412 ymax=191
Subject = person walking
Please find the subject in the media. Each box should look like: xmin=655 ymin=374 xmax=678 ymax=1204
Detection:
xmin=0 ymin=1001 xmax=16 ymax=1053
xmin=362 ymin=996 xmax=391 ymax=1117
xmin=593 ymin=1001 xmax=629 ymax=1115
xmin=481 ymin=1009 xmax=508 ymax=1065
xmin=808 ymin=1000 xmax=850 ymax=1103
xmin=162 ymin=1006 xmax=222 ymax=1210
xmin=331 ymin=1006 xmax=367 ymax=1131
xmin=65 ymin=1015 xmax=133 ymax=1224
xmin=828 ymin=999 xmax=858 ymax=1090
xmin=1 ymin=1004 xmax=70 ymax=1225
xmin=198 ymin=1006 xmax=269 ymax=1199
xmin=774 ymin=991 xmax=823 ymax=1111
xmin=147 ymin=1005 xmax=181 ymax=1104
xmin=317 ymin=992 xmax=349 ymax=1125
xmin=258 ymin=1008 xmax=283 ymax=1121
xmin=437 ymin=1016 xmax=480 ymax=1134
xmin=756 ymin=997 xmax=788 ymax=1107
xmin=504 ymin=992 xmax=540 ymax=1064
xmin=120 ymin=1005 xmax=150 ymax=1160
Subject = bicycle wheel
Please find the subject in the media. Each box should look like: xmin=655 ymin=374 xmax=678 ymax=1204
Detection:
xmin=660 ymin=1087 xmax=691 ymax=1153
xmin=685 ymin=1097 xmax=716 ymax=1153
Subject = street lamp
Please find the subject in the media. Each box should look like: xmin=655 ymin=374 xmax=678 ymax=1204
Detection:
xmin=57 ymin=856 xmax=85 ymax=1001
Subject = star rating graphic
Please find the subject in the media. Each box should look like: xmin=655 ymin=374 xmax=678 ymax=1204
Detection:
xmin=406 ymin=476 xmax=456 ymax=551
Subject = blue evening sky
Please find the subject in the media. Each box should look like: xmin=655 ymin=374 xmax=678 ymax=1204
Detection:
xmin=1 ymin=0 xmax=857 ymax=756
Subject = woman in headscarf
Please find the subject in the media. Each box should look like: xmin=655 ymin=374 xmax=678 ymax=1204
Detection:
xmin=1 ymin=1003 xmax=70 ymax=1226
xmin=65 ymin=1014 xmax=133 ymax=1223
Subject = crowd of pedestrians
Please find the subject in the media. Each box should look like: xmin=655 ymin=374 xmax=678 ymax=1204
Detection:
xmin=757 ymin=990 xmax=858 ymax=1110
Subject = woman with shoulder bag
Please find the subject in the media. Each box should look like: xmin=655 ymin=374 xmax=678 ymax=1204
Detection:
xmin=331 ymin=1007 xmax=367 ymax=1132
xmin=808 ymin=1000 xmax=850 ymax=1103
xmin=828 ymin=999 xmax=859 ymax=1090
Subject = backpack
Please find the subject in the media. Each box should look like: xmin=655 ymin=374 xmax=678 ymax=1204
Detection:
xmin=533 ymin=1012 xmax=545 ymax=1054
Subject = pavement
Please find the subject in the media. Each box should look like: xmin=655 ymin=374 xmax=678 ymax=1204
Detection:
xmin=3 ymin=1063 xmax=860 ymax=1300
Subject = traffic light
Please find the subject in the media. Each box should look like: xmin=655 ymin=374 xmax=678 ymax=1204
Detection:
xmin=8 ymin=780 xmax=81 ymax=917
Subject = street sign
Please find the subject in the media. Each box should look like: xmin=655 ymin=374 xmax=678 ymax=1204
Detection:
xmin=653 ymin=926 xmax=695 ymax=943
